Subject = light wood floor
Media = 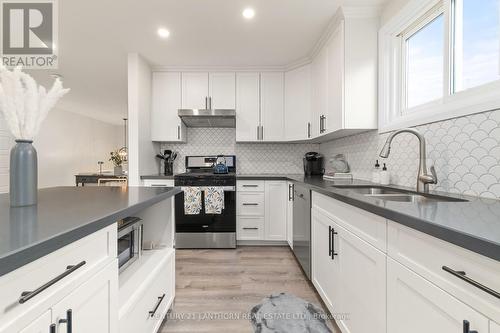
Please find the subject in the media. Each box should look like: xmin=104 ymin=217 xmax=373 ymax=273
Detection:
xmin=160 ymin=246 xmax=340 ymax=333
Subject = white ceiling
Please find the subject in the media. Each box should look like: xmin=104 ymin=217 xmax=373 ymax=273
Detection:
xmin=29 ymin=0 xmax=388 ymax=124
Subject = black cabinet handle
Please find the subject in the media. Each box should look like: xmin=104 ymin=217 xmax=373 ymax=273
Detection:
xmin=307 ymin=122 xmax=311 ymax=138
xmin=149 ymin=294 xmax=166 ymax=317
xmin=328 ymin=226 xmax=332 ymax=257
xmin=330 ymin=227 xmax=338 ymax=260
xmin=442 ymin=266 xmax=500 ymax=299
xmin=58 ymin=309 xmax=72 ymax=333
xmin=50 ymin=324 xmax=56 ymax=333
xmin=242 ymin=203 xmax=259 ymax=206
xmin=463 ymin=320 xmax=478 ymax=333
xmin=19 ymin=261 xmax=86 ymax=304
xmin=242 ymin=184 xmax=258 ymax=188
xmin=243 ymin=227 xmax=259 ymax=230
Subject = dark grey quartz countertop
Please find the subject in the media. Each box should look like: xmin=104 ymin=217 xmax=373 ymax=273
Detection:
xmin=140 ymin=174 xmax=175 ymax=180
xmin=237 ymin=174 xmax=500 ymax=262
xmin=0 ymin=186 xmax=181 ymax=277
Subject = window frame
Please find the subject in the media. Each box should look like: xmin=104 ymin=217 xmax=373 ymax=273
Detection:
xmin=400 ymin=3 xmax=445 ymax=113
xmin=379 ymin=0 xmax=500 ymax=132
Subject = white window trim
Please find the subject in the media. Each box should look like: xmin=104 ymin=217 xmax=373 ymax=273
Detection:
xmin=379 ymin=0 xmax=500 ymax=133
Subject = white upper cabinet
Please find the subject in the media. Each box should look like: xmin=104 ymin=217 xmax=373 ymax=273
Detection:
xmin=182 ymin=72 xmax=236 ymax=110
xmin=325 ymin=21 xmax=344 ymax=134
xmin=343 ymin=13 xmax=378 ymax=130
xmin=236 ymin=73 xmax=260 ymax=142
xmin=310 ymin=46 xmax=328 ymax=138
xmin=151 ymin=72 xmax=186 ymax=142
xmin=309 ymin=9 xmax=378 ymax=140
xmin=285 ymin=65 xmax=311 ymax=141
xmin=260 ymin=72 xmax=284 ymax=141
xmin=181 ymin=72 xmax=209 ymax=109
xmin=209 ymin=73 xmax=236 ymax=109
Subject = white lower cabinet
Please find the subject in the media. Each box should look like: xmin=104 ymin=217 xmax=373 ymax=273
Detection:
xmin=311 ymin=209 xmax=338 ymax=311
xmin=264 ymin=181 xmax=287 ymax=240
xmin=236 ymin=180 xmax=287 ymax=242
xmin=119 ymin=251 xmax=175 ymax=333
xmin=52 ymin=261 xmax=118 ymax=333
xmin=237 ymin=216 xmax=265 ymax=241
xmin=311 ymin=191 xmax=499 ymax=333
xmin=142 ymin=179 xmax=175 ymax=187
xmin=334 ymin=222 xmax=386 ymax=333
xmin=312 ymin=207 xmax=386 ymax=333
xmin=19 ymin=311 xmax=51 ymax=333
xmin=387 ymin=257 xmax=489 ymax=333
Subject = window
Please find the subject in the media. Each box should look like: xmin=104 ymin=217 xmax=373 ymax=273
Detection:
xmin=379 ymin=0 xmax=500 ymax=131
xmin=404 ymin=12 xmax=445 ymax=109
xmin=453 ymin=0 xmax=500 ymax=92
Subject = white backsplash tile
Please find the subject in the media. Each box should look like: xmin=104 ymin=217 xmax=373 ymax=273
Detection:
xmin=161 ymin=128 xmax=319 ymax=175
xmin=320 ymin=110 xmax=500 ymax=199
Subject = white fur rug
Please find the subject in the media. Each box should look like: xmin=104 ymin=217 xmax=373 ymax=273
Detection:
xmin=250 ymin=293 xmax=332 ymax=333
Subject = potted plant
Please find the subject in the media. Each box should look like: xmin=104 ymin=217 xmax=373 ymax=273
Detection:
xmin=110 ymin=150 xmax=124 ymax=175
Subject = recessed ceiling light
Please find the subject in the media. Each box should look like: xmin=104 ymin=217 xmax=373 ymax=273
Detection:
xmin=157 ymin=28 xmax=170 ymax=39
xmin=242 ymin=8 xmax=255 ymax=20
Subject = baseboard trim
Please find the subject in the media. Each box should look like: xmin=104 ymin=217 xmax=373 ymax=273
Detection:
xmin=237 ymin=240 xmax=289 ymax=246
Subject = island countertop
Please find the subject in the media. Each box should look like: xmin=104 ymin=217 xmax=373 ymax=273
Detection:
xmin=0 ymin=186 xmax=181 ymax=277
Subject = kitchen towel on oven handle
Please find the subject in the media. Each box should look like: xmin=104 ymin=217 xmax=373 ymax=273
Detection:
xmin=182 ymin=187 xmax=202 ymax=215
xmin=204 ymin=187 xmax=225 ymax=214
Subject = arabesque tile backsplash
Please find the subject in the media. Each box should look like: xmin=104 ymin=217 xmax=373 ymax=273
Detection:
xmin=160 ymin=128 xmax=319 ymax=175
xmin=320 ymin=110 xmax=500 ymax=199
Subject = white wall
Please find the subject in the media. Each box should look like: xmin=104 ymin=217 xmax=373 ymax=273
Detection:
xmin=0 ymin=109 xmax=123 ymax=193
xmin=380 ymin=0 xmax=411 ymax=25
xmin=127 ymin=53 xmax=158 ymax=186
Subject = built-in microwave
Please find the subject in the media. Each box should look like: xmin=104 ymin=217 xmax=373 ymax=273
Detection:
xmin=117 ymin=217 xmax=143 ymax=273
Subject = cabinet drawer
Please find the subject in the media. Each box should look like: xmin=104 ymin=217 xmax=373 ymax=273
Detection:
xmin=312 ymin=192 xmax=387 ymax=252
xmin=237 ymin=192 xmax=265 ymax=215
xmin=237 ymin=216 xmax=265 ymax=240
xmin=142 ymin=179 xmax=174 ymax=187
xmin=388 ymin=257 xmax=489 ymax=333
xmin=237 ymin=180 xmax=265 ymax=192
xmin=120 ymin=251 xmax=175 ymax=333
xmin=388 ymin=221 xmax=500 ymax=323
xmin=0 ymin=225 xmax=116 ymax=328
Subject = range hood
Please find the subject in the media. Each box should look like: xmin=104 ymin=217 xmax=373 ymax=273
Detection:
xmin=178 ymin=109 xmax=236 ymax=128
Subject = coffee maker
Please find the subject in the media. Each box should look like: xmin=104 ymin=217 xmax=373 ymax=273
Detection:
xmin=303 ymin=152 xmax=324 ymax=176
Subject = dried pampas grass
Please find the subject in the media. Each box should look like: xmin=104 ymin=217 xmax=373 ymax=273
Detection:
xmin=0 ymin=65 xmax=70 ymax=140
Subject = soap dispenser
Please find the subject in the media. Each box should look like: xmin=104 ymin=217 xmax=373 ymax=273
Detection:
xmin=372 ymin=160 xmax=381 ymax=183
xmin=380 ymin=163 xmax=391 ymax=185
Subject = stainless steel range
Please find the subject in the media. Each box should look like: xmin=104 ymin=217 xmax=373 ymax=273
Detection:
xmin=174 ymin=155 xmax=236 ymax=249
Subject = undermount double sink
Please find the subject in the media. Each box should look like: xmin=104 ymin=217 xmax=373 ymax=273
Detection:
xmin=331 ymin=185 xmax=468 ymax=203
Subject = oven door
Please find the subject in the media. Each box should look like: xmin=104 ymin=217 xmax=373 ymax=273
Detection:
xmin=175 ymin=186 xmax=236 ymax=233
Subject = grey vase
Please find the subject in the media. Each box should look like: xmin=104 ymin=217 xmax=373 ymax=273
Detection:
xmin=10 ymin=140 xmax=37 ymax=207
